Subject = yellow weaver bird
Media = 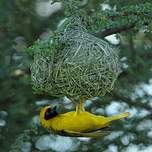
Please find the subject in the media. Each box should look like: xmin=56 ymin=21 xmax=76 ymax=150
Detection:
xmin=40 ymin=98 xmax=129 ymax=137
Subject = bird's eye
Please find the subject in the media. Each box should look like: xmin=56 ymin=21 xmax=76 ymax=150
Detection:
xmin=44 ymin=107 xmax=58 ymax=120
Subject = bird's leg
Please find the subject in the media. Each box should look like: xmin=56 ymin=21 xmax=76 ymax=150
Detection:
xmin=70 ymin=97 xmax=77 ymax=107
xmin=75 ymin=96 xmax=85 ymax=114
xmin=79 ymin=96 xmax=85 ymax=111
xmin=69 ymin=97 xmax=80 ymax=113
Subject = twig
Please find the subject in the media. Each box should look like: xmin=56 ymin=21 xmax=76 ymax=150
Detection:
xmin=95 ymin=23 xmax=136 ymax=38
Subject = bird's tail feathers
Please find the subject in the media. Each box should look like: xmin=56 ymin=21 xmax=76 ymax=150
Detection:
xmin=108 ymin=112 xmax=130 ymax=122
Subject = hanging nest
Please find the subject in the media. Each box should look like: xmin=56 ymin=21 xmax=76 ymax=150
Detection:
xmin=29 ymin=17 xmax=119 ymax=98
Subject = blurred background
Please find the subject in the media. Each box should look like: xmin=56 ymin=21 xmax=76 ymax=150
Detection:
xmin=0 ymin=0 xmax=152 ymax=152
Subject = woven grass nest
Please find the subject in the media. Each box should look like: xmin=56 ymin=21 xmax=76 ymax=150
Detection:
xmin=29 ymin=17 xmax=119 ymax=98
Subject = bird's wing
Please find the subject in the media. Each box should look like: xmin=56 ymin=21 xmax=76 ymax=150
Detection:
xmin=56 ymin=129 xmax=111 ymax=138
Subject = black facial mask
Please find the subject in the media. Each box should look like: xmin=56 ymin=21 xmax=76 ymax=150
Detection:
xmin=44 ymin=106 xmax=58 ymax=120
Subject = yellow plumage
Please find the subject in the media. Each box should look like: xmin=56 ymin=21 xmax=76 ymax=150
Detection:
xmin=40 ymin=99 xmax=129 ymax=137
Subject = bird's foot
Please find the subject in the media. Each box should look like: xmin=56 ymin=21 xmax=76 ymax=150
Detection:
xmin=75 ymin=96 xmax=86 ymax=114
